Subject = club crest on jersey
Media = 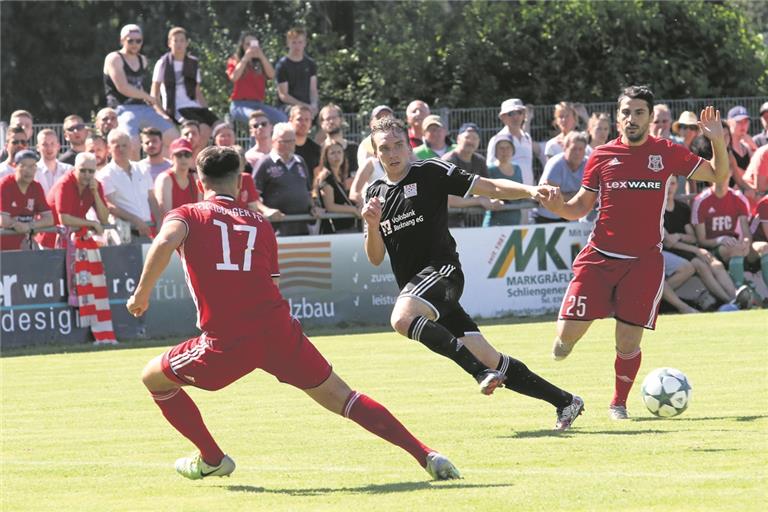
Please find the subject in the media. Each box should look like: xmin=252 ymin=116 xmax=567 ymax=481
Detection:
xmin=404 ymin=183 xmax=418 ymax=198
xmin=647 ymin=155 xmax=664 ymax=172
xmin=27 ymin=198 xmax=35 ymax=210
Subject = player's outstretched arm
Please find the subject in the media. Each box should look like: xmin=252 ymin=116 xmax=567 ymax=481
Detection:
xmin=127 ymin=219 xmax=187 ymax=317
xmin=541 ymin=187 xmax=597 ymax=221
xmin=362 ymin=196 xmax=386 ymax=266
xmin=470 ymin=176 xmax=545 ymax=201
xmin=690 ymin=106 xmax=729 ymax=185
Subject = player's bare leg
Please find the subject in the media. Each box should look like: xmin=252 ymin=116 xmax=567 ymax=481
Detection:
xmin=390 ymin=296 xmax=503 ymax=394
xmin=141 ymin=355 xmax=234 ymax=479
xmin=553 ymin=318 xmax=593 ymax=360
xmin=303 ymin=370 xmax=460 ymax=479
xmin=610 ymin=321 xmax=645 ymax=420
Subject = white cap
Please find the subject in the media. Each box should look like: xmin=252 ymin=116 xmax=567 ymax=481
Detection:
xmin=499 ymin=98 xmax=525 ymax=115
xmin=120 ymin=24 xmax=142 ymax=39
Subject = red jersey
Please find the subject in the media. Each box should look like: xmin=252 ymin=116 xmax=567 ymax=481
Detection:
xmin=227 ymin=57 xmax=266 ymax=101
xmin=0 ymin=174 xmax=50 ymax=250
xmin=238 ymin=173 xmax=260 ymax=206
xmin=691 ymin=187 xmax=750 ymax=240
xmin=751 ymin=196 xmax=768 ymax=242
xmin=166 ymin=195 xmax=282 ymax=335
xmin=40 ymin=171 xmax=107 ymax=248
xmin=582 ymin=135 xmax=702 ymax=257
xmin=164 ymin=170 xmax=198 ymax=210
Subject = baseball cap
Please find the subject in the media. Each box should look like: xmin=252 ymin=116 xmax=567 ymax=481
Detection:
xmin=727 ymin=106 xmax=749 ymax=121
xmin=499 ymin=98 xmax=525 ymax=116
xmin=760 ymin=102 xmax=768 ymax=115
xmin=457 ymin=122 xmax=479 ymax=135
xmin=422 ymin=114 xmax=444 ymax=131
xmin=169 ymin=138 xmax=193 ymax=156
xmin=13 ymin=149 xmax=38 ymax=164
xmin=371 ymin=105 xmax=393 ymax=119
xmin=120 ymin=24 xmax=142 ymax=39
xmin=212 ymin=123 xmax=234 ymax=139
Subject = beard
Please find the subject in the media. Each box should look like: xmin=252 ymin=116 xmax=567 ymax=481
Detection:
xmin=326 ymin=127 xmax=342 ymax=136
xmin=624 ymin=125 xmax=647 ymax=143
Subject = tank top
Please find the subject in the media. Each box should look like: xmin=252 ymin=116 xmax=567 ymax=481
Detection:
xmin=104 ymin=53 xmax=147 ymax=108
xmin=732 ymin=143 xmax=751 ymax=171
xmin=165 ymin=170 xmax=198 ymax=209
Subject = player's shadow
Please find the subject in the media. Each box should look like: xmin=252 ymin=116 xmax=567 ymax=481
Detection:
xmin=224 ymin=482 xmax=512 ymax=496
xmin=631 ymin=414 xmax=767 ymax=423
xmin=501 ymin=428 xmax=667 ymax=439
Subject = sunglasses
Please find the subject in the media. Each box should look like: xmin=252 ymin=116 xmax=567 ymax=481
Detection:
xmin=679 ymin=124 xmax=699 ymax=131
xmin=66 ymin=124 xmax=87 ymax=132
xmin=127 ymin=38 xmax=143 ymax=44
xmin=79 ymin=168 xmax=97 ymax=174
xmin=10 ymin=140 xmax=28 ymax=146
xmin=174 ymin=151 xmax=193 ymax=158
xmin=250 ymin=121 xmax=270 ymax=129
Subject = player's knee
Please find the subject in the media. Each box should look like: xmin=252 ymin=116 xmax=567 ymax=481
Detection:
xmin=141 ymin=356 xmax=168 ymax=391
xmin=390 ymin=312 xmax=413 ymax=336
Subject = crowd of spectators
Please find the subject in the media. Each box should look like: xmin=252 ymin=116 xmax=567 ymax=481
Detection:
xmin=2 ymin=22 xmax=767 ymax=311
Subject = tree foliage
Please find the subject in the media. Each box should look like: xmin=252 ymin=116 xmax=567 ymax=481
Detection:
xmin=1 ymin=0 xmax=765 ymax=123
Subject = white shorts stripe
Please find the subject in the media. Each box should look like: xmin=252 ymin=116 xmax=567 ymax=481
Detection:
xmin=343 ymin=391 xmax=361 ymax=418
xmin=645 ymin=270 xmax=665 ymax=328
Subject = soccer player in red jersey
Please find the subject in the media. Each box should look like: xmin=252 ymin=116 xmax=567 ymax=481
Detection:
xmin=127 ymin=146 xmax=461 ymax=481
xmin=541 ymin=86 xmax=729 ymax=420
xmin=0 ymin=150 xmax=53 ymax=250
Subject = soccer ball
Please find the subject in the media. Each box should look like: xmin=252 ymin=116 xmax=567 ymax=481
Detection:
xmin=640 ymin=368 xmax=692 ymax=418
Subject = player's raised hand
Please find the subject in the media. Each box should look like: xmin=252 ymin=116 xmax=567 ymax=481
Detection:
xmin=126 ymin=294 xmax=149 ymax=317
xmin=362 ymin=196 xmax=383 ymax=226
xmin=698 ymin=106 xmax=724 ymax=141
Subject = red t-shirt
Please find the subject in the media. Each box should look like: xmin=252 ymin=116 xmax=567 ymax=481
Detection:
xmin=239 ymin=173 xmax=261 ymax=206
xmin=166 ymin=195 xmax=282 ymax=336
xmin=582 ymin=135 xmax=702 ymax=257
xmin=227 ymin=57 xmax=266 ymax=101
xmin=0 ymin=174 xmax=51 ymax=250
xmin=691 ymin=187 xmax=750 ymax=240
xmin=39 ymin=171 xmax=108 ymax=248
xmin=164 ymin=170 xmax=199 ymax=210
xmin=751 ymin=196 xmax=768 ymax=242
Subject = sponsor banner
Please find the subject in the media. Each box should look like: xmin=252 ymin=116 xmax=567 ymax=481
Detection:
xmin=1 ymin=246 xmax=144 ymax=347
xmin=454 ymin=223 xmax=591 ymax=317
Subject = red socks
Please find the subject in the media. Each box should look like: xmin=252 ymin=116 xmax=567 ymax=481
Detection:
xmin=343 ymin=391 xmax=431 ymax=467
xmin=612 ymin=349 xmax=642 ymax=407
xmin=151 ymin=388 xmax=224 ymax=466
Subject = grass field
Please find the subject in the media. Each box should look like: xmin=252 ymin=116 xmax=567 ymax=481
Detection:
xmin=2 ymin=310 xmax=767 ymax=511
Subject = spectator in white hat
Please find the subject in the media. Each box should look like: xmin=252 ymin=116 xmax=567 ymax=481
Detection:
xmin=754 ymin=102 xmax=768 ymax=148
xmin=486 ymin=98 xmax=537 ymax=186
xmin=671 ymin=111 xmax=700 ymax=149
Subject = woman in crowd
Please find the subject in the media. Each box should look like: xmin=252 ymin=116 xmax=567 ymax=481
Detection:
xmin=483 ymin=135 xmax=523 ymax=226
xmin=543 ymin=101 xmax=578 ymax=162
xmin=314 ymin=141 xmax=360 ymax=234
xmin=154 ymin=138 xmax=199 ymax=220
xmin=226 ymin=32 xmax=286 ymax=125
xmin=586 ymin=112 xmax=611 ymax=151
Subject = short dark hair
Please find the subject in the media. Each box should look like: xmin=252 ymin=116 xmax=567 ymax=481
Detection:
xmin=196 ymin=146 xmax=241 ymax=184
xmin=248 ymin=110 xmax=270 ymax=123
xmin=6 ymin=124 xmax=26 ymax=141
xmin=617 ymin=85 xmax=654 ymax=113
xmin=140 ymin=127 xmax=162 ymax=139
xmin=370 ymin=117 xmax=407 ymax=152
xmin=181 ymin=119 xmax=200 ymax=131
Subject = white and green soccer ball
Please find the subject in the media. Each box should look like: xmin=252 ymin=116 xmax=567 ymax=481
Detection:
xmin=640 ymin=368 xmax=692 ymax=418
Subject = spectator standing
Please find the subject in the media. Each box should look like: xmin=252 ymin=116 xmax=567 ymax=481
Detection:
xmin=0 ymin=150 xmax=53 ymax=250
xmin=275 ymin=27 xmax=318 ymax=117
xmin=313 ymin=141 xmax=360 ymax=234
xmin=35 ymin=129 xmax=72 ymax=195
xmin=405 ymin=100 xmax=430 ymax=148
xmin=180 ymin=120 xmax=205 ymax=162
xmin=317 ymin=103 xmax=359 ymax=185
xmin=543 ymin=101 xmax=578 ymax=162
xmin=754 ymin=102 xmax=768 ymax=148
xmin=103 ymin=24 xmax=178 ymax=160
xmin=151 ymin=27 xmax=218 ymax=145
xmin=137 ymin=127 xmax=172 ymax=182
xmin=85 ymin=133 xmax=110 ymax=171
xmin=39 ymin=152 xmax=109 ymax=249
xmin=357 ymin=105 xmax=394 ymax=169
xmin=59 ymin=115 xmax=88 ymax=165
xmin=484 ymin=135 xmax=523 ymax=226
xmin=94 ymin=107 xmax=119 ymax=137
xmin=212 ymin=123 xmax=236 ymax=147
xmin=443 ymin=123 xmax=488 ymax=177
xmin=533 ymin=131 xmax=589 ymax=224
xmin=651 ymin=104 xmax=673 ymax=139
xmin=587 ymin=113 xmax=611 ymax=150
xmin=244 ymin=110 xmax=272 ymax=167
xmin=413 ymin=115 xmax=455 ymax=160
xmin=486 ymin=98 xmax=537 ymax=186
xmin=154 ymin=138 xmax=199 ymax=219
xmin=726 ymin=106 xmax=756 ymax=174
xmin=226 ymin=32 xmax=284 ymax=125
xmin=0 ymin=111 xmax=33 ymax=163
xmin=743 ymin=144 xmax=768 ymax=197
xmin=290 ymin=105 xmax=321 ymax=175
xmin=98 ymin=129 xmax=159 ymax=239
xmin=0 ymin=126 xmax=30 ymax=179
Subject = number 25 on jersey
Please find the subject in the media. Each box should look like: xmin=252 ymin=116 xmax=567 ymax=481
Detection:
xmin=564 ymin=295 xmax=587 ymax=317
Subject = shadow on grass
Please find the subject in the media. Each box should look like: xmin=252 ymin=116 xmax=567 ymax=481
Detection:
xmin=224 ymin=481 xmax=512 ymax=496
xmin=501 ymin=428 xmax=667 ymax=439
xmin=631 ymin=414 xmax=767 ymax=423
xmin=689 ymin=448 xmax=737 ymax=452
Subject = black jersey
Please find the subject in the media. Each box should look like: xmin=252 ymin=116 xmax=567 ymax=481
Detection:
xmin=365 ymin=158 xmax=478 ymax=289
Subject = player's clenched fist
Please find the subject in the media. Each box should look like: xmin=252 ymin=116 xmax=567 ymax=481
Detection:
xmin=362 ymin=196 xmax=383 ymax=226
xmin=126 ymin=294 xmax=149 ymax=318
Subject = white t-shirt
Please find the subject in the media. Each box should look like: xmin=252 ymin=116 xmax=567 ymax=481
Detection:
xmin=97 ymin=161 xmax=153 ymax=221
xmin=0 ymin=162 xmax=15 ymax=180
xmin=486 ymin=127 xmax=535 ymax=186
xmin=35 ymin=160 xmax=72 ymax=195
xmin=544 ymin=136 xmax=564 ymax=161
xmin=152 ymin=58 xmax=202 ymax=117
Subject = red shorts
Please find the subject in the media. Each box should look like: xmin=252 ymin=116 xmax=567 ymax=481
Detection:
xmin=559 ymin=245 xmax=664 ymax=329
xmin=161 ymin=304 xmax=332 ymax=391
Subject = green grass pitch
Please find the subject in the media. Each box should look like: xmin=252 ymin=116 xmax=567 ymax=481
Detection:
xmin=2 ymin=310 xmax=766 ymax=511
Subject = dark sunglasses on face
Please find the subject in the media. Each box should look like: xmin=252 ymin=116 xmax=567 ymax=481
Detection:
xmin=250 ymin=121 xmax=270 ymax=129
xmin=679 ymin=124 xmax=699 ymax=131
xmin=10 ymin=140 xmax=28 ymax=146
xmin=66 ymin=124 xmax=87 ymax=132
xmin=127 ymin=38 xmax=143 ymax=44
xmin=175 ymin=151 xmax=193 ymax=158
xmin=79 ymin=168 xmax=97 ymax=174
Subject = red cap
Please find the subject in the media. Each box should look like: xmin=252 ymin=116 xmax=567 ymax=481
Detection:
xmin=169 ymin=138 xmax=193 ymax=156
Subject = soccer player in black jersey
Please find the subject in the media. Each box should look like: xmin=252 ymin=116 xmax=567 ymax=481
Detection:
xmin=362 ymin=118 xmax=584 ymax=431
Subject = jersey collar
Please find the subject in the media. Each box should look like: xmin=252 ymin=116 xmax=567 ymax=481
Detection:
xmin=384 ymin=163 xmax=412 ymax=186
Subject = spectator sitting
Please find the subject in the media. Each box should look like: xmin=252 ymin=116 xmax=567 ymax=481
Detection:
xmin=59 ymin=114 xmax=88 ymax=165
xmin=244 ymin=110 xmax=272 ymax=167
xmin=413 ymin=115 xmax=455 ymax=160
xmin=748 ymin=196 xmax=768 ymax=298
xmin=180 ymin=119 xmax=205 ymax=162
xmin=0 ymin=150 xmax=53 ymax=250
xmin=406 ymin=100 xmax=430 ymax=148
xmin=137 ymin=127 xmax=172 ymax=182
xmin=316 ymin=103 xmax=359 ymax=186
xmin=154 ymin=138 xmax=199 ymax=220
xmin=0 ymin=110 xmax=33 ymax=162
xmin=151 ymin=26 xmax=218 ymax=145
xmin=313 ymin=141 xmax=360 ymax=234
xmin=275 ymin=26 xmax=319 ymax=117
xmin=39 ymin=152 xmax=109 ymax=249
xmin=743 ymin=144 xmax=768 ymax=198
xmin=253 ymin=122 xmax=317 ymax=236
xmin=651 ymin=104 xmax=673 ymax=140
xmin=671 ymin=111 xmax=700 ymax=149
xmin=290 ymin=105 xmax=321 ymax=175
xmin=356 ymin=105 xmax=394 ymax=170
xmin=94 ymin=107 xmax=119 ymax=137
xmin=98 ymin=129 xmax=159 ymax=239
xmin=660 ymin=243 xmax=700 ymax=314
xmin=533 ymin=131 xmax=589 ymax=224
xmin=726 ymin=105 xmax=756 ymax=175
xmin=103 ymin=24 xmax=178 ymax=160
xmin=35 ymin=128 xmax=72 ymax=195
xmin=85 ymin=133 xmax=110 ymax=171
xmin=754 ymin=102 xmax=768 ymax=148
xmin=543 ymin=101 xmax=578 ymax=162
xmin=443 ymin=122 xmax=488 ymax=177
xmin=226 ymin=32 xmax=285 ymax=125
xmin=484 ymin=135 xmax=523 ymax=226
xmin=586 ymin=112 xmax=611 ymax=151
xmin=0 ymin=125 xmax=31 ymax=179
xmin=486 ymin=98 xmax=537 ymax=186
xmin=212 ymin=123 xmax=236 ymax=147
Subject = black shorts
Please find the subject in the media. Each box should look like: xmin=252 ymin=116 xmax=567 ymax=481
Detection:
xmin=400 ymin=264 xmax=480 ymax=338
xmin=178 ymin=107 xmax=219 ymax=127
